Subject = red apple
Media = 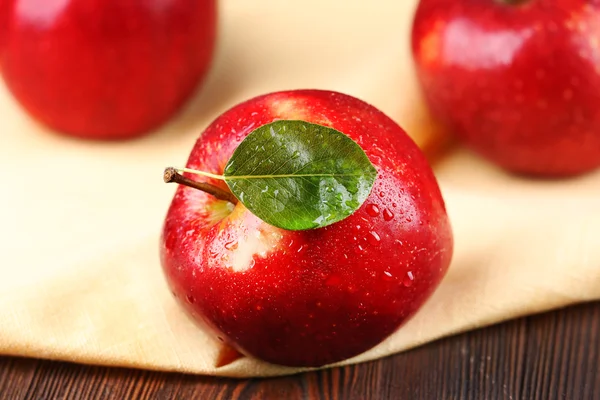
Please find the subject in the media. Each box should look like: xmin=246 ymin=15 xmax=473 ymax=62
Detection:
xmin=411 ymin=0 xmax=600 ymax=176
xmin=160 ymin=89 xmax=453 ymax=367
xmin=0 ymin=0 xmax=216 ymax=140
xmin=0 ymin=2 xmax=10 ymax=60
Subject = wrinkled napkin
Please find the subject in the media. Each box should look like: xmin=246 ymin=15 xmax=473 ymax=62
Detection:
xmin=0 ymin=0 xmax=599 ymax=378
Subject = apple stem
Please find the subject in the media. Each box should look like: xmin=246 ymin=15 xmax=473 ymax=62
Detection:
xmin=176 ymin=167 xmax=226 ymax=181
xmin=163 ymin=167 xmax=238 ymax=205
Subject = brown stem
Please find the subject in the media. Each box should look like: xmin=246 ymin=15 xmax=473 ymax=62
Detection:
xmin=163 ymin=167 xmax=238 ymax=205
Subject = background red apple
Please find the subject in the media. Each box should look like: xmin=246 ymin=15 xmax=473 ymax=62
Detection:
xmin=411 ymin=0 xmax=600 ymax=176
xmin=160 ymin=89 xmax=453 ymax=367
xmin=0 ymin=0 xmax=217 ymax=140
xmin=0 ymin=1 xmax=10 ymax=61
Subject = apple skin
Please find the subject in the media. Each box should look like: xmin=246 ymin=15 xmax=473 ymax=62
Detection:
xmin=411 ymin=0 xmax=600 ymax=176
xmin=0 ymin=1 xmax=10 ymax=61
xmin=0 ymin=0 xmax=216 ymax=140
xmin=160 ymin=90 xmax=453 ymax=367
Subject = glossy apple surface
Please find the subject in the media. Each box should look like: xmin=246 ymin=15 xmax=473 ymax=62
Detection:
xmin=0 ymin=0 xmax=216 ymax=140
xmin=160 ymin=90 xmax=453 ymax=367
xmin=411 ymin=0 xmax=600 ymax=176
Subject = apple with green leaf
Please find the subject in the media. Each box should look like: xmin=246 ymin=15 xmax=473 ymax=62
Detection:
xmin=160 ymin=90 xmax=453 ymax=367
xmin=411 ymin=0 xmax=600 ymax=176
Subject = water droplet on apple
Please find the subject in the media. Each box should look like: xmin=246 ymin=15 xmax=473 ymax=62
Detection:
xmin=209 ymin=248 xmax=220 ymax=259
xmin=406 ymin=217 xmax=412 ymax=223
xmin=249 ymin=259 xmax=256 ymax=268
xmin=403 ymin=271 xmax=415 ymax=287
xmin=352 ymin=224 xmax=362 ymax=234
xmin=224 ymin=239 xmax=238 ymax=251
xmin=366 ymin=231 xmax=381 ymax=246
xmin=383 ymin=271 xmax=393 ymax=280
xmin=378 ymin=191 xmax=385 ymax=198
xmin=366 ymin=204 xmax=380 ymax=217
xmin=392 ymin=202 xmax=397 ymax=208
xmin=255 ymin=305 xmax=262 ymax=311
xmin=383 ymin=209 xmax=394 ymax=221
xmin=354 ymin=244 xmax=365 ymax=254
xmin=186 ymin=295 xmax=195 ymax=304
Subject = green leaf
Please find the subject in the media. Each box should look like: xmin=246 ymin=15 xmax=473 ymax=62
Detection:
xmin=222 ymin=120 xmax=377 ymax=230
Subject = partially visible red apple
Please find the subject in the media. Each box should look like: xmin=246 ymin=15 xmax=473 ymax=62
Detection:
xmin=160 ymin=89 xmax=453 ymax=367
xmin=0 ymin=1 xmax=10 ymax=61
xmin=411 ymin=0 xmax=600 ymax=176
xmin=0 ymin=0 xmax=216 ymax=140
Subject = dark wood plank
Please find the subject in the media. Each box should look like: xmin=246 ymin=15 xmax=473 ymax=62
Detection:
xmin=1 ymin=302 xmax=598 ymax=400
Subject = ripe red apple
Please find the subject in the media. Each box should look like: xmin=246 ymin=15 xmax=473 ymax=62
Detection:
xmin=411 ymin=0 xmax=600 ymax=176
xmin=0 ymin=0 xmax=216 ymax=140
xmin=160 ymin=89 xmax=453 ymax=367
xmin=0 ymin=2 xmax=9 ymax=60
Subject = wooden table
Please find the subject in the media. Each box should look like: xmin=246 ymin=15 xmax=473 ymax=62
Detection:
xmin=1 ymin=302 xmax=598 ymax=399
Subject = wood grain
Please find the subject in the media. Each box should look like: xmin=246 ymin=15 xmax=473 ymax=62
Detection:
xmin=1 ymin=302 xmax=598 ymax=400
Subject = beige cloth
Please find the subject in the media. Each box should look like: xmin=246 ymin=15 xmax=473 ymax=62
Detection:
xmin=1 ymin=0 xmax=599 ymax=378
